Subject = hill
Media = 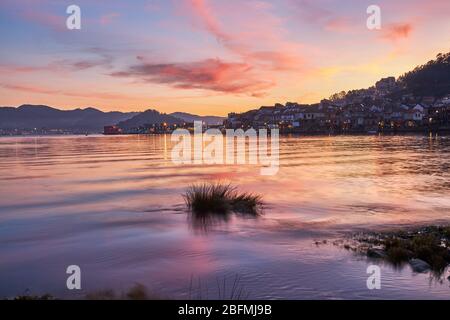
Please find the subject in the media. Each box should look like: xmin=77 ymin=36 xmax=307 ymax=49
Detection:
xmin=397 ymin=52 xmax=450 ymax=98
xmin=0 ymin=105 xmax=137 ymax=132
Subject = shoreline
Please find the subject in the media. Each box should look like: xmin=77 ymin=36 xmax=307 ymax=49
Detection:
xmin=1 ymin=131 xmax=450 ymax=138
xmin=339 ymin=224 xmax=450 ymax=275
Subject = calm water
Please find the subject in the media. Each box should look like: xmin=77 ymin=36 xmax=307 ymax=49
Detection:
xmin=0 ymin=134 xmax=450 ymax=299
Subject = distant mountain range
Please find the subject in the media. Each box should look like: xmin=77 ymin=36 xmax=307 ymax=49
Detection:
xmin=0 ymin=105 xmax=138 ymax=132
xmin=0 ymin=105 xmax=225 ymax=132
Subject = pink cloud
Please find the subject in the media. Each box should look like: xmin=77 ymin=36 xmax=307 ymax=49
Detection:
xmin=0 ymin=82 xmax=135 ymax=100
xmin=111 ymin=58 xmax=274 ymax=97
xmin=108 ymin=0 xmax=308 ymax=97
xmin=22 ymin=9 xmax=65 ymax=32
xmin=100 ymin=13 xmax=120 ymax=25
xmin=286 ymin=0 xmax=362 ymax=35
xmin=287 ymin=0 xmax=332 ymax=24
xmin=381 ymin=23 xmax=413 ymax=41
xmin=184 ymin=0 xmax=306 ymax=72
xmin=0 ymin=49 xmax=114 ymax=75
xmin=188 ymin=0 xmax=230 ymax=43
xmin=1 ymin=83 xmax=58 ymax=95
xmin=324 ymin=17 xmax=355 ymax=33
xmin=0 ymin=64 xmax=53 ymax=74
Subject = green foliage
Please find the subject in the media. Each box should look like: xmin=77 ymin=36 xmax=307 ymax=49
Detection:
xmin=366 ymin=226 xmax=450 ymax=272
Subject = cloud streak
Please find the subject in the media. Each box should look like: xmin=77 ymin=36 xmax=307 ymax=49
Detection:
xmin=0 ymin=82 xmax=135 ymax=100
xmin=111 ymin=58 xmax=274 ymax=97
xmin=0 ymin=49 xmax=114 ymax=75
xmin=185 ymin=0 xmax=305 ymax=71
xmin=381 ymin=23 xmax=413 ymax=41
xmin=100 ymin=13 xmax=120 ymax=25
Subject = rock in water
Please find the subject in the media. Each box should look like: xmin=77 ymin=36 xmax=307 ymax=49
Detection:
xmin=367 ymin=248 xmax=387 ymax=259
xmin=409 ymin=258 xmax=431 ymax=273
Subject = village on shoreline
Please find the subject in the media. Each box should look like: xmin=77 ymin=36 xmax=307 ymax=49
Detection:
xmin=223 ymin=74 xmax=450 ymax=135
xmin=105 ymin=77 xmax=450 ymax=136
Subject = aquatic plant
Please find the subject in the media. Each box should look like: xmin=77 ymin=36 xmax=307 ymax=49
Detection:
xmin=356 ymin=225 xmax=450 ymax=273
xmin=183 ymin=183 xmax=263 ymax=216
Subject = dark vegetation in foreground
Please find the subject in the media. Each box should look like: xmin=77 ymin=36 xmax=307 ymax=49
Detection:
xmin=6 ymin=284 xmax=165 ymax=300
xmin=6 ymin=275 xmax=250 ymax=300
xmin=85 ymin=284 xmax=166 ymax=300
xmin=187 ymin=274 xmax=250 ymax=300
xmin=352 ymin=225 xmax=450 ymax=274
xmin=183 ymin=183 xmax=263 ymax=216
xmin=10 ymin=293 xmax=56 ymax=300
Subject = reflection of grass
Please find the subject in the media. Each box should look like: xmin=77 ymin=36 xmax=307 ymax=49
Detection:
xmin=183 ymin=183 xmax=262 ymax=216
xmin=188 ymin=274 xmax=250 ymax=300
xmin=10 ymin=294 xmax=55 ymax=300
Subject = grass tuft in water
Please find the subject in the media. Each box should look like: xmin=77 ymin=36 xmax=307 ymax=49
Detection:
xmin=183 ymin=183 xmax=263 ymax=216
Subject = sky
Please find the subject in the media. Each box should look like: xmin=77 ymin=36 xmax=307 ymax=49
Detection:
xmin=0 ymin=0 xmax=449 ymax=116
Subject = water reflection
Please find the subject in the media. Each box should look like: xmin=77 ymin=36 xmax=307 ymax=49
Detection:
xmin=188 ymin=209 xmax=262 ymax=233
xmin=0 ymin=134 xmax=450 ymax=299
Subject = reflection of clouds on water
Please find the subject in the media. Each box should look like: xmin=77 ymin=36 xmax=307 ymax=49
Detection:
xmin=347 ymin=203 xmax=412 ymax=215
xmin=188 ymin=211 xmax=233 ymax=233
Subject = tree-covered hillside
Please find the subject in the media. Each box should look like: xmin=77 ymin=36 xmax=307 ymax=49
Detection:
xmin=398 ymin=52 xmax=450 ymax=97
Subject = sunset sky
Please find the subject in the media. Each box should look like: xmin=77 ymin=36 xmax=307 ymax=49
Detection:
xmin=0 ymin=0 xmax=449 ymax=115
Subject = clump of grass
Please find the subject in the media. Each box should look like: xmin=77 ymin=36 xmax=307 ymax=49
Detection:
xmin=188 ymin=274 xmax=250 ymax=300
xmin=386 ymin=246 xmax=413 ymax=265
xmin=86 ymin=284 xmax=165 ymax=300
xmin=11 ymin=294 xmax=55 ymax=300
xmin=3 ymin=289 xmax=56 ymax=300
xmin=183 ymin=183 xmax=263 ymax=216
xmin=5 ymin=284 xmax=166 ymax=300
xmin=85 ymin=289 xmax=116 ymax=300
xmin=125 ymin=284 xmax=150 ymax=300
xmin=443 ymin=226 xmax=450 ymax=239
